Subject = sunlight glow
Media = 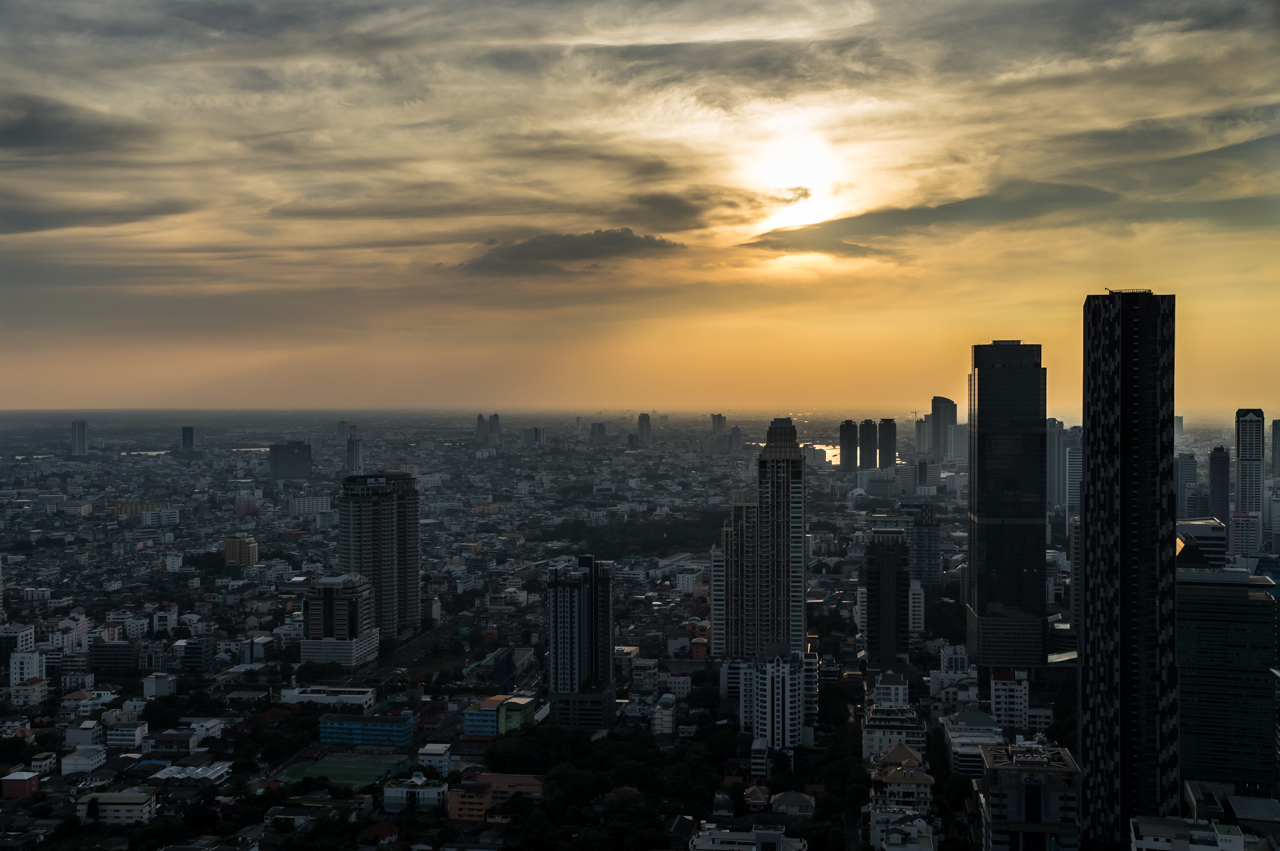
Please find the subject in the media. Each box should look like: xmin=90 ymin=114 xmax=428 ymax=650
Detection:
xmin=740 ymin=132 xmax=850 ymax=229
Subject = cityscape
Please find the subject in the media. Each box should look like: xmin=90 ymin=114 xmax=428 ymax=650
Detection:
xmin=2 ymin=0 xmax=1278 ymax=850
xmin=0 ymin=291 xmax=1277 ymax=851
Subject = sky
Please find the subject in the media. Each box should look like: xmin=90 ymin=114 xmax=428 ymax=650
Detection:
xmin=2 ymin=0 xmax=1278 ymax=422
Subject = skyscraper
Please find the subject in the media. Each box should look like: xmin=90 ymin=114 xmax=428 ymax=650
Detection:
xmin=339 ymin=420 xmax=352 ymax=442
xmin=858 ymin=419 xmax=877 ymax=470
xmin=338 ymin=472 xmax=421 ymax=640
xmin=710 ymin=418 xmax=806 ymax=658
xmin=1208 ymin=446 xmax=1230 ymax=523
xmin=474 ymin=415 xmax=487 ymax=442
xmin=1175 ymin=453 xmax=1196 ymax=519
xmin=588 ymin=422 xmax=608 ymax=446
xmin=878 ymin=418 xmax=896 ymax=469
xmin=966 ymin=341 xmax=1046 ymax=671
xmin=839 ymin=420 xmax=857 ymax=472
xmin=931 ymin=396 xmax=957 ymax=462
xmin=1176 ymin=568 xmax=1277 ymax=795
xmin=346 ymin=436 xmax=363 ymax=474
xmin=70 ymin=420 xmax=88 ymax=457
xmin=548 ymin=555 xmax=615 ymax=728
xmin=1273 ymin=420 xmax=1280 ymax=478
xmin=711 ymin=413 xmax=727 ymax=434
xmin=862 ymin=528 xmax=911 ymax=671
xmin=269 ymin=441 xmax=312 ymax=480
xmin=637 ymin=413 xmax=652 ymax=448
xmin=1046 ymin=418 xmax=1065 ymax=507
xmin=1235 ymin=409 xmax=1264 ymax=514
xmin=1079 ymin=290 xmax=1179 ymax=841
xmin=180 ymin=425 xmax=195 ymax=451
xmin=488 ymin=414 xmax=501 ymax=439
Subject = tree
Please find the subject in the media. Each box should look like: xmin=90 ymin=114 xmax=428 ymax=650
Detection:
xmin=86 ymin=796 xmax=100 ymax=824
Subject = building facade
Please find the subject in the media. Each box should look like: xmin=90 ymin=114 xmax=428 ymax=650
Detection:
xmin=863 ymin=529 xmax=911 ymax=672
xmin=859 ymin=419 xmax=878 ymax=470
xmin=839 ymin=420 xmax=858 ymax=472
xmin=548 ymin=555 xmax=615 ymax=728
xmin=1079 ymin=290 xmax=1179 ymax=842
xmin=980 ymin=745 xmax=1080 ymax=851
xmin=339 ymin=473 xmax=421 ymax=639
xmin=300 ymin=574 xmax=379 ymax=671
xmin=269 ymin=441 xmax=312 ymax=480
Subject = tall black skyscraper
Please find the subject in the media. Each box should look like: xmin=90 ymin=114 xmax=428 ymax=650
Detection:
xmin=637 ymin=413 xmax=652 ymax=448
xmin=839 ymin=420 xmax=857 ymax=472
xmin=1046 ymin=418 xmax=1065 ymax=507
xmin=70 ymin=419 xmax=88 ymax=457
xmin=858 ymin=419 xmax=877 ymax=470
xmin=474 ymin=414 xmax=487 ymax=443
xmin=965 ymin=341 xmax=1046 ymax=671
xmin=1208 ymin=446 xmax=1230 ymax=523
xmin=862 ymin=528 xmax=911 ymax=671
xmin=878 ymin=418 xmax=896 ymax=470
xmin=180 ymin=425 xmax=195 ymax=451
xmin=548 ymin=555 xmax=615 ymax=728
xmin=1273 ymin=419 xmax=1280 ymax=478
xmin=931 ymin=396 xmax=957 ymax=463
xmin=1079 ymin=291 xmax=1179 ymax=841
xmin=338 ymin=472 xmax=421 ymax=639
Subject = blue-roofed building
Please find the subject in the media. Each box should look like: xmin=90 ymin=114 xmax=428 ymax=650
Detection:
xmin=319 ymin=712 xmax=414 ymax=748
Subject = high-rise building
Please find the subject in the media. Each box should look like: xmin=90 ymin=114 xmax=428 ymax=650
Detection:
xmin=339 ymin=473 xmax=421 ymax=640
xmin=729 ymin=426 xmax=744 ymax=452
xmin=588 ymin=422 xmax=608 ymax=446
xmin=224 ymin=536 xmax=258 ymax=566
xmin=966 ymin=341 xmax=1047 ymax=671
xmin=1063 ymin=428 xmax=1083 ymax=512
xmin=548 ymin=555 xmax=615 ymax=728
xmin=1273 ymin=420 xmax=1280 ymax=478
xmin=711 ymin=413 xmax=727 ymax=434
xmin=301 ymin=574 xmax=379 ymax=671
xmin=339 ymin=421 xmax=352 ymax=442
xmin=474 ymin=415 xmax=487 ymax=443
xmin=915 ymin=417 xmax=930 ymax=457
xmin=269 ymin=441 xmax=312 ymax=481
xmin=1046 ymin=419 xmax=1065 ymax=507
xmin=1235 ymin=409 xmax=1265 ymax=515
xmin=346 ymin=436 xmax=363 ymax=474
xmin=862 ymin=528 xmax=911 ymax=671
xmin=1175 ymin=453 xmax=1197 ymax=519
xmin=1079 ymin=290 xmax=1179 ymax=841
xmin=839 ymin=420 xmax=857 ymax=472
xmin=488 ymin=414 xmax=501 ymax=439
xmin=878 ymin=419 xmax=897 ymax=470
xmin=859 ymin=419 xmax=878 ymax=470
xmin=70 ymin=420 xmax=88 ymax=457
xmin=980 ymin=745 xmax=1081 ymax=851
xmin=738 ymin=651 xmax=818 ymax=751
xmin=1208 ymin=446 xmax=1230 ymax=523
xmin=1176 ymin=568 xmax=1277 ymax=795
xmin=180 ymin=426 xmax=195 ymax=451
xmin=931 ymin=397 xmax=957 ymax=462
xmin=710 ymin=418 xmax=807 ymax=658
xmin=638 ymin=413 xmax=652 ymax=449
xmin=1174 ymin=415 xmax=1184 ymax=442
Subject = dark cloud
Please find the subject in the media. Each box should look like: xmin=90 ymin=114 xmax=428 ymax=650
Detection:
xmin=619 ymin=186 xmax=809 ymax=231
xmin=749 ymin=181 xmax=1120 ymax=254
xmin=0 ymin=188 xmax=196 ymax=234
xmin=1071 ymin=132 xmax=1280 ymax=195
xmin=0 ymin=95 xmax=154 ymax=154
xmin=456 ymin=227 xmax=684 ymax=275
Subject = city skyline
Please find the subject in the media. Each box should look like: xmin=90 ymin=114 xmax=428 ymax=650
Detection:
xmin=2 ymin=0 xmax=1277 ymax=414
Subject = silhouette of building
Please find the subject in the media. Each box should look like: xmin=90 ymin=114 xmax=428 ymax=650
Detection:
xmin=338 ymin=472 xmax=421 ymax=640
xmin=71 ymin=420 xmax=88 ymax=457
xmin=1046 ymin=419 xmax=1065 ymax=507
xmin=711 ymin=418 xmax=807 ymax=658
xmin=548 ymin=555 xmax=615 ymax=728
xmin=269 ymin=441 xmax=312 ymax=481
xmin=638 ymin=413 xmax=652 ymax=448
xmin=1208 ymin=446 xmax=1230 ymax=523
xmin=839 ymin=420 xmax=858 ymax=472
xmin=339 ymin=421 xmax=352 ymax=442
xmin=346 ymin=436 xmax=363 ymax=474
xmin=1273 ymin=420 xmax=1280 ymax=478
xmin=588 ymin=422 xmax=608 ymax=446
xmin=859 ymin=419 xmax=878 ymax=470
xmin=1235 ymin=409 xmax=1265 ymax=515
xmin=488 ymin=414 xmax=501 ymax=439
xmin=711 ymin=414 xmax=727 ymax=435
xmin=931 ymin=397 xmax=957 ymax=462
xmin=180 ymin=426 xmax=195 ymax=451
xmin=966 ymin=341 xmax=1047 ymax=672
xmin=1079 ymin=290 xmax=1179 ymax=842
xmin=1175 ymin=453 xmax=1197 ymax=519
xmin=862 ymin=529 xmax=911 ymax=671
xmin=878 ymin=419 xmax=897 ymax=470
xmin=474 ymin=415 xmax=487 ymax=443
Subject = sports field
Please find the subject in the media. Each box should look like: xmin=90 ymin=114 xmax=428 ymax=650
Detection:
xmin=276 ymin=753 xmax=408 ymax=787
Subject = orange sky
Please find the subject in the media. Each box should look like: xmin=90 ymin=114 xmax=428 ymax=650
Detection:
xmin=2 ymin=0 xmax=1277 ymax=421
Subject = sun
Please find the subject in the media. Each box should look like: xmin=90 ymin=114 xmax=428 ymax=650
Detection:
xmin=739 ymin=132 xmax=849 ymax=230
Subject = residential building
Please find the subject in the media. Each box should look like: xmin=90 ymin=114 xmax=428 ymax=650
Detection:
xmin=942 ymin=709 xmax=1004 ymax=776
xmin=106 ymin=722 xmax=148 ymax=749
xmin=862 ymin=705 xmax=927 ymax=759
xmin=988 ymin=670 xmax=1028 ymax=730
xmin=76 ymin=791 xmax=156 ymax=825
xmin=61 ymin=745 xmax=107 ymax=775
xmin=2 ymin=772 xmax=38 ymax=799
xmin=383 ymin=774 xmax=448 ymax=813
xmin=224 ymin=536 xmax=259 ymax=567
xmin=9 ymin=651 xmax=44 ymax=688
xmin=653 ymin=693 xmax=676 ymax=736
xmin=418 ymin=743 xmax=450 ymax=775
xmin=738 ymin=650 xmax=818 ymax=750
xmin=980 ymin=744 xmax=1080 ymax=851
xmin=863 ymin=529 xmax=911 ymax=671
xmin=143 ymin=673 xmax=176 ymax=699
xmin=1079 ymin=290 xmax=1179 ymax=840
xmin=869 ymin=745 xmax=934 ymax=810
xmin=688 ymin=822 xmax=806 ymax=851
xmin=865 ymin=808 xmax=935 ymax=851
xmin=711 ymin=418 xmax=807 ymax=658
xmin=318 ymin=712 xmax=414 ymax=748
xmin=300 ymin=573 xmax=379 ymax=671
xmin=339 ymin=472 xmax=421 ymax=639
xmin=1176 ymin=568 xmax=1277 ymax=795
xmin=548 ymin=554 xmax=615 ymax=728
xmin=966 ymin=340 xmax=1047 ymax=672
xmin=288 ymin=496 xmax=332 ymax=516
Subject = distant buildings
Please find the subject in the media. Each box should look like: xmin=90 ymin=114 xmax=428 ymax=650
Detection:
xmin=269 ymin=441 xmax=312 ymax=481
xmin=1236 ymin=409 xmax=1265 ymax=514
xmin=859 ymin=419 xmax=878 ymax=470
xmin=711 ymin=418 xmax=807 ymax=658
xmin=1208 ymin=446 xmax=1230 ymax=523
xmin=930 ymin=397 xmax=957 ymax=463
xmin=547 ymin=555 xmax=615 ymax=728
xmin=966 ymin=340 xmax=1047 ymax=672
xmin=862 ymin=529 xmax=911 ymax=672
xmin=71 ymin=419 xmax=88 ymax=457
xmin=180 ymin=425 xmax=195 ymax=451
xmin=345 ymin=436 xmax=364 ymax=474
xmin=878 ymin=418 xmax=896 ymax=469
xmin=338 ymin=472 xmax=421 ymax=639
xmin=1079 ymin=290 xmax=1179 ymax=840
xmin=839 ymin=420 xmax=857 ymax=472
xmin=638 ymin=413 xmax=652 ymax=448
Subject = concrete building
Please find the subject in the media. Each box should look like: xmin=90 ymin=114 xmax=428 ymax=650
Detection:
xmin=989 ymin=670 xmax=1029 ymax=730
xmin=1236 ymin=409 xmax=1265 ymax=516
xmin=980 ymin=744 xmax=1080 ymax=851
xmin=840 ymin=420 xmax=858 ymax=472
xmin=738 ymin=650 xmax=818 ymax=751
xmin=76 ymin=791 xmax=156 ymax=825
xmin=318 ymin=712 xmax=414 ymax=748
xmin=863 ymin=529 xmax=911 ymax=671
xmin=942 ymin=709 xmax=1004 ymax=776
xmin=280 ymin=686 xmax=377 ymax=713
xmin=300 ymin=573 xmax=379 ymax=671
xmin=224 ymin=536 xmax=259 ymax=566
xmin=548 ymin=555 xmax=615 ymax=728
xmin=143 ymin=673 xmax=176 ymax=699
xmin=383 ymin=774 xmax=448 ymax=813
xmin=863 ymin=706 xmax=927 ymax=759
xmin=339 ymin=473 xmax=421 ymax=639
xmin=688 ymin=821 xmax=806 ymax=851
xmin=71 ymin=419 xmax=88 ymax=457
xmin=61 ymin=745 xmax=107 ymax=775
xmin=418 ymin=743 xmax=450 ymax=776
xmin=932 ymin=396 xmax=958 ymax=463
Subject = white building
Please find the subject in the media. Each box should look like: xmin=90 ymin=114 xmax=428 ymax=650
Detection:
xmin=738 ymin=652 xmax=818 ymax=751
xmin=632 ymin=659 xmax=659 ymax=694
xmin=862 ymin=706 xmax=927 ymax=759
xmin=279 ymin=686 xmax=377 ymax=713
xmin=143 ymin=673 xmax=177 ymax=699
xmin=62 ymin=746 xmax=107 ymax=775
xmin=288 ymin=496 xmax=332 ymax=516
xmin=418 ymin=743 xmax=451 ymax=776
xmin=943 ymin=710 xmax=1005 ymax=775
xmin=871 ymin=672 xmax=909 ymax=708
xmin=106 ymin=722 xmax=148 ymax=749
xmin=866 ymin=806 xmax=934 ymax=851
xmin=383 ymin=774 xmax=448 ymax=813
xmin=1130 ymin=817 xmax=1256 ymax=851
xmin=688 ymin=821 xmax=806 ymax=851
xmin=989 ymin=670 xmax=1029 ymax=730
xmin=653 ymin=694 xmax=676 ymax=736
xmin=9 ymin=651 xmax=45 ymax=688
xmin=76 ymin=791 xmax=156 ymax=825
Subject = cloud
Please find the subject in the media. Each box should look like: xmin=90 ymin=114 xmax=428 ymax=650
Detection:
xmin=0 ymin=94 xmax=154 ymax=154
xmin=0 ymin=188 xmax=196 ymax=235
xmin=456 ymin=228 xmax=685 ymax=275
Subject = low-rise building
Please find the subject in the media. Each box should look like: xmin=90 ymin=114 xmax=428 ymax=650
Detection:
xmin=942 ymin=710 xmax=1004 ymax=776
xmin=989 ymin=670 xmax=1029 ymax=730
xmin=688 ymin=821 xmax=806 ymax=851
xmin=1129 ymin=817 xmax=1258 ymax=851
xmin=871 ymin=745 xmax=935 ymax=811
xmin=2 ymin=772 xmax=38 ymax=799
xmin=61 ymin=746 xmax=107 ymax=775
xmin=383 ymin=774 xmax=448 ymax=813
xmin=319 ymin=712 xmax=414 ymax=748
xmin=280 ymin=686 xmax=377 ymax=714
xmin=866 ymin=806 xmax=934 ymax=851
xmin=76 ymin=791 xmax=157 ymax=825
xmin=418 ymin=743 xmax=451 ymax=776
xmin=863 ymin=705 xmax=928 ymax=759
xmin=106 ymin=722 xmax=148 ymax=749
